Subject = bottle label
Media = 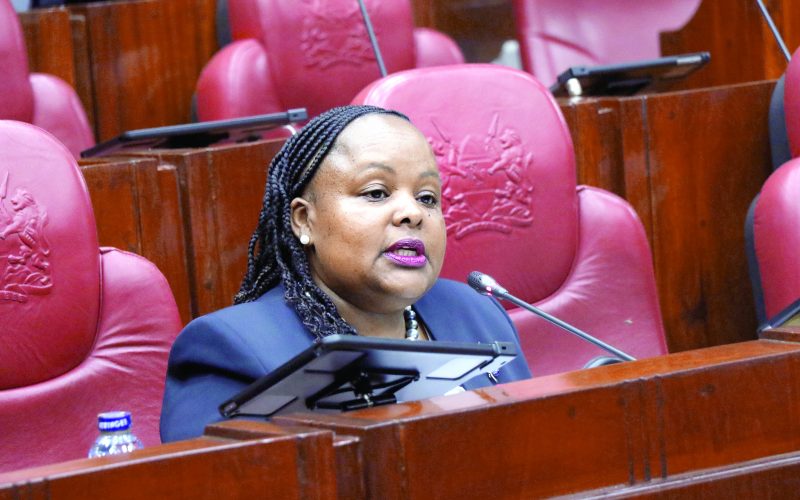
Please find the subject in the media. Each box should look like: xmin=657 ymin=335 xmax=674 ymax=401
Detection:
xmin=97 ymin=411 xmax=131 ymax=432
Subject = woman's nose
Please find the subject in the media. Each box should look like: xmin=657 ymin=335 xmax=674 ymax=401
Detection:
xmin=393 ymin=193 xmax=424 ymax=227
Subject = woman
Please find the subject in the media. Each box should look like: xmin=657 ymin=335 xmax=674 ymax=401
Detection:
xmin=160 ymin=105 xmax=531 ymax=442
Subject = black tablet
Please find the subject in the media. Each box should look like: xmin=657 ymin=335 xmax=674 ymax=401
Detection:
xmin=219 ymin=334 xmax=517 ymax=418
xmin=80 ymin=108 xmax=307 ymax=158
xmin=550 ymin=52 xmax=711 ymax=98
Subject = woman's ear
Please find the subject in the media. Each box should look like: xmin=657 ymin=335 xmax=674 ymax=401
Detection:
xmin=290 ymin=196 xmax=313 ymax=244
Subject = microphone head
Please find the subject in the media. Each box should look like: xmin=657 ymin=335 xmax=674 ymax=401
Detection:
xmin=467 ymin=271 xmax=508 ymax=297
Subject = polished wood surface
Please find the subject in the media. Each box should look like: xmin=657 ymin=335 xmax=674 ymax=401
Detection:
xmin=131 ymin=139 xmax=283 ymax=318
xmin=80 ymin=156 xmax=192 ymax=324
xmin=19 ymin=7 xmax=76 ymax=87
xmin=661 ymin=0 xmax=799 ymax=90
xmin=68 ymin=0 xmax=217 ymax=141
xmin=277 ymin=340 xmax=800 ymax=498
xmin=19 ymin=7 xmax=96 ymax=130
xmin=3 ymin=342 xmax=800 ymax=497
xmin=0 ymin=421 xmax=337 ymax=500
xmin=561 ymin=81 xmax=774 ymax=353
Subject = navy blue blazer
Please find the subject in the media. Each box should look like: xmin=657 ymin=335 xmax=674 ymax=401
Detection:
xmin=160 ymin=279 xmax=531 ymax=442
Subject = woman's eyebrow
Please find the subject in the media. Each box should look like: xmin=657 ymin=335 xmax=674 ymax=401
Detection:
xmin=359 ymin=163 xmax=395 ymax=174
xmin=419 ymin=170 xmax=441 ymax=181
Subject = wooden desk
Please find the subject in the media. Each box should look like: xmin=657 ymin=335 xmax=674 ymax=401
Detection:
xmin=662 ymin=0 xmax=800 ymax=90
xmin=278 ymin=340 xmax=800 ymax=498
xmin=0 ymin=421 xmax=337 ymax=499
xmin=20 ymin=0 xmax=217 ymax=142
xmin=561 ymin=80 xmax=775 ymax=353
xmin=4 ymin=341 xmax=800 ymax=497
xmin=80 ymin=156 xmax=192 ymax=324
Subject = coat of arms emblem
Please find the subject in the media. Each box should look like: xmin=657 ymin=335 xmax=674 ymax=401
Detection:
xmin=0 ymin=172 xmax=53 ymax=303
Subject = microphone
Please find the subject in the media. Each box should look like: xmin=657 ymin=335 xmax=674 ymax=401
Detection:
xmin=467 ymin=271 xmax=636 ymax=363
xmin=357 ymin=0 xmax=388 ymax=78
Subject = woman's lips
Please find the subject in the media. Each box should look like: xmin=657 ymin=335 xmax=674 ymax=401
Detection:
xmin=384 ymin=238 xmax=427 ymax=268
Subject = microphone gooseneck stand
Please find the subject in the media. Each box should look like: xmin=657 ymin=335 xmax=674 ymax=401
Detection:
xmin=467 ymin=271 xmax=636 ymax=363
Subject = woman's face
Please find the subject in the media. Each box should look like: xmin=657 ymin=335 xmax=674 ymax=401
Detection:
xmin=291 ymin=114 xmax=446 ymax=314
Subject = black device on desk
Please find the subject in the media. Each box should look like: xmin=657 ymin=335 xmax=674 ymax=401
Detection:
xmin=219 ymin=334 xmax=517 ymax=418
xmin=550 ymin=52 xmax=710 ymax=98
xmin=80 ymin=108 xmax=307 ymax=158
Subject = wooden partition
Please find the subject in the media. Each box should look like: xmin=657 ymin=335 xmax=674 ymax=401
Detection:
xmin=561 ymin=80 xmax=774 ymax=353
xmin=68 ymin=0 xmax=217 ymax=141
xmin=5 ymin=341 xmax=800 ymax=497
xmin=277 ymin=340 xmax=800 ymax=498
xmin=131 ymin=139 xmax=284 ymax=318
xmin=661 ymin=0 xmax=800 ymax=90
xmin=0 ymin=421 xmax=337 ymax=499
xmin=80 ymin=156 xmax=192 ymax=324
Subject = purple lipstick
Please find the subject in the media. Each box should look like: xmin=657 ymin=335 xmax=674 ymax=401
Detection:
xmin=384 ymin=238 xmax=427 ymax=268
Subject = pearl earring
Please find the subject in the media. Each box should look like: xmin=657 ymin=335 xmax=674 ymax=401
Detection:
xmin=300 ymin=234 xmax=310 ymax=245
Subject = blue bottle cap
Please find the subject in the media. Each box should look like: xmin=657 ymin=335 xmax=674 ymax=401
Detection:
xmin=97 ymin=411 xmax=132 ymax=432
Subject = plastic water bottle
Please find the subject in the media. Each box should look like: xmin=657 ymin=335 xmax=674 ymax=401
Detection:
xmin=87 ymin=411 xmax=144 ymax=458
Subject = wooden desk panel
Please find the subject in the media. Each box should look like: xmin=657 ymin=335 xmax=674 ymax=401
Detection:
xmin=562 ymin=81 xmax=774 ymax=353
xmin=19 ymin=9 xmax=95 ymax=133
xmin=137 ymin=140 xmax=284 ymax=317
xmin=661 ymin=0 xmax=799 ymax=90
xmin=69 ymin=0 xmax=217 ymax=141
xmin=621 ymin=81 xmax=773 ymax=352
xmin=278 ymin=340 xmax=800 ymax=498
xmin=0 ymin=421 xmax=337 ymax=500
xmin=81 ymin=156 xmax=192 ymax=324
xmin=19 ymin=7 xmax=76 ymax=87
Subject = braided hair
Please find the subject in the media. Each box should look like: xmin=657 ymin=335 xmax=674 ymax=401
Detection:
xmin=235 ymin=105 xmax=409 ymax=340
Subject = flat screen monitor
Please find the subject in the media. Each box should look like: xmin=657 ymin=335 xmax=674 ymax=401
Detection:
xmin=219 ymin=334 xmax=517 ymax=418
xmin=80 ymin=108 xmax=307 ymax=158
xmin=550 ymin=52 xmax=711 ymax=98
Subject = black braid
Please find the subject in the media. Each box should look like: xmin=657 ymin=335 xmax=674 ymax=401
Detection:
xmin=235 ymin=105 xmax=409 ymax=340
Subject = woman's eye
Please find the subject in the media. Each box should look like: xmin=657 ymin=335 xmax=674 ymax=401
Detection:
xmin=363 ymin=189 xmax=388 ymax=201
xmin=418 ymin=193 xmax=439 ymax=206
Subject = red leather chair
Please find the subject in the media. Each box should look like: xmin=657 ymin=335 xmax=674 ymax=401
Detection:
xmin=0 ymin=0 xmax=94 ymax=157
xmin=0 ymin=121 xmax=181 ymax=472
xmin=354 ymin=65 xmax=667 ymax=375
xmin=196 ymin=0 xmax=465 ymax=121
xmin=782 ymin=47 xmax=800 ymax=157
xmin=512 ymin=0 xmax=700 ymax=85
xmin=747 ymin=159 xmax=800 ymax=326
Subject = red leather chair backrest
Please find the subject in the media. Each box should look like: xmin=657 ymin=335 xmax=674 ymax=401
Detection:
xmin=356 ymin=64 xmax=577 ymax=304
xmin=0 ymin=0 xmax=34 ymax=122
xmin=750 ymin=159 xmax=800 ymax=322
xmin=512 ymin=0 xmax=700 ymax=84
xmin=784 ymin=47 xmax=800 ymax=157
xmin=354 ymin=65 xmax=667 ymax=374
xmin=0 ymin=121 xmax=181 ymax=472
xmin=197 ymin=0 xmax=464 ymax=121
xmin=229 ymin=0 xmax=414 ymax=118
xmin=0 ymin=0 xmax=93 ymax=156
xmin=0 ymin=122 xmax=100 ymax=389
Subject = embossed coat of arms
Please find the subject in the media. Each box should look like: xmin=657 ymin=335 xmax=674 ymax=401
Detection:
xmin=0 ymin=172 xmax=53 ymax=303
xmin=427 ymin=114 xmax=535 ymax=240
